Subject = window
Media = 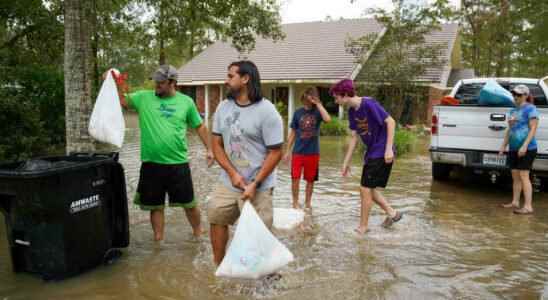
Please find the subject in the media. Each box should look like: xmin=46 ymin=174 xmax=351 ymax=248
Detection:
xmin=454 ymin=83 xmax=485 ymax=105
xmin=454 ymin=82 xmax=548 ymax=107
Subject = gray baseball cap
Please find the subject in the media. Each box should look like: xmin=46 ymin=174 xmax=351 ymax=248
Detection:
xmin=150 ymin=65 xmax=178 ymax=82
xmin=511 ymin=84 xmax=530 ymax=96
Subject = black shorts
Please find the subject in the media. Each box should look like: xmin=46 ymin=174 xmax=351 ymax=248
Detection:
xmin=508 ymin=150 xmax=537 ymax=170
xmin=361 ymin=158 xmax=393 ymax=188
xmin=134 ymin=162 xmax=196 ymax=210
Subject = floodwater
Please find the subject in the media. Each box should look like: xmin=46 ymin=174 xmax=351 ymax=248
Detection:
xmin=2 ymin=113 xmax=548 ymax=299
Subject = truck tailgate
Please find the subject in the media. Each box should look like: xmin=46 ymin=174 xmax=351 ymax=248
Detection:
xmin=433 ymin=106 xmax=548 ymax=155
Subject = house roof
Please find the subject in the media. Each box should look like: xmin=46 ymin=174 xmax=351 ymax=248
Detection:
xmin=177 ymin=18 xmax=384 ymax=85
xmin=355 ymin=23 xmax=459 ymax=86
xmin=447 ymin=68 xmax=475 ymax=87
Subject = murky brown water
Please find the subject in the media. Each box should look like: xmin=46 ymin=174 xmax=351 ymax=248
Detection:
xmin=2 ymin=113 xmax=548 ymax=299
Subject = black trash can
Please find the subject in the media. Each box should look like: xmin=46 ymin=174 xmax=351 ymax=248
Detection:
xmin=0 ymin=152 xmax=129 ymax=280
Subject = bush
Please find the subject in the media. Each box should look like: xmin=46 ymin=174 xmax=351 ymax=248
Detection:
xmin=275 ymin=101 xmax=288 ymax=118
xmin=320 ymin=116 xmax=348 ymax=136
xmin=394 ymin=128 xmax=417 ymax=155
xmin=356 ymin=127 xmax=418 ymax=156
xmin=0 ymin=66 xmax=65 ymax=162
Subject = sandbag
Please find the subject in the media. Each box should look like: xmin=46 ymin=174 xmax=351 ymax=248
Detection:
xmin=478 ymin=80 xmax=514 ymax=106
xmin=89 ymin=68 xmax=125 ymax=148
xmin=273 ymin=208 xmax=304 ymax=230
xmin=215 ymin=202 xmax=294 ymax=279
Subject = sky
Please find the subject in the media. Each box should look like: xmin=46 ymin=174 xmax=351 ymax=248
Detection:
xmin=280 ymin=0 xmax=460 ymax=24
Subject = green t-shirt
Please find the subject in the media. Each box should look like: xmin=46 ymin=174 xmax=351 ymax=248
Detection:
xmin=128 ymin=90 xmax=202 ymax=164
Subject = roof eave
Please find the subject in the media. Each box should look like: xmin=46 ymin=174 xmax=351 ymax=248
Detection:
xmin=350 ymin=27 xmax=388 ymax=80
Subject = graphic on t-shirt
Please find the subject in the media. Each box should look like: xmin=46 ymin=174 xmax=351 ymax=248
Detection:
xmin=158 ymin=103 xmax=176 ymax=119
xmin=509 ymin=104 xmax=539 ymax=151
xmin=299 ymin=114 xmax=317 ymax=139
xmin=226 ymin=111 xmax=250 ymax=168
xmin=354 ymin=117 xmax=370 ymax=136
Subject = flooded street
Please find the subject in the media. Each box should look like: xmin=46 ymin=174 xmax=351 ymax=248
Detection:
xmin=2 ymin=113 xmax=548 ymax=299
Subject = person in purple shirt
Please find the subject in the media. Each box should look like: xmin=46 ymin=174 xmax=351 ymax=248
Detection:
xmin=330 ymin=79 xmax=402 ymax=234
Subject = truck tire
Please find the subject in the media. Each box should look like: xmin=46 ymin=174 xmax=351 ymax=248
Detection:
xmin=432 ymin=163 xmax=452 ymax=181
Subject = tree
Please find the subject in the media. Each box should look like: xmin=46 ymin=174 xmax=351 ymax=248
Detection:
xmin=0 ymin=1 xmax=66 ymax=161
xmin=460 ymin=0 xmax=548 ymax=77
xmin=347 ymin=0 xmax=455 ymax=122
xmin=64 ymin=0 xmax=95 ymax=153
xmin=141 ymin=0 xmax=285 ymax=65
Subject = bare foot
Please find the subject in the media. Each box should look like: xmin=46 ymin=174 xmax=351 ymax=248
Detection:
xmin=192 ymin=226 xmax=205 ymax=237
xmin=292 ymin=203 xmax=301 ymax=209
xmin=154 ymin=233 xmax=164 ymax=241
xmin=501 ymin=203 xmax=519 ymax=208
xmin=513 ymin=207 xmax=533 ymax=215
xmin=354 ymin=227 xmax=369 ymax=235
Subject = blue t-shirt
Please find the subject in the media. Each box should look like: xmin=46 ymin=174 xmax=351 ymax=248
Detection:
xmin=290 ymin=107 xmax=323 ymax=155
xmin=508 ymin=103 xmax=539 ymax=151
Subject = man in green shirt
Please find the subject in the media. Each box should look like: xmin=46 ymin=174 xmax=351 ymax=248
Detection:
xmin=115 ymin=65 xmax=213 ymax=241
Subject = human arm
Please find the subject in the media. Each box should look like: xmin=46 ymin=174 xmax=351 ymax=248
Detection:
xmin=195 ymin=123 xmax=214 ymax=167
xmin=519 ymin=118 xmax=539 ymax=157
xmin=283 ymin=129 xmax=296 ymax=164
xmin=384 ymin=116 xmax=396 ymax=163
xmin=342 ymin=130 xmax=359 ymax=177
xmin=310 ymin=96 xmax=331 ymax=122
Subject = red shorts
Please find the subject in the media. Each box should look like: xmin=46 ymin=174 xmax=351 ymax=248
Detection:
xmin=291 ymin=154 xmax=319 ymax=182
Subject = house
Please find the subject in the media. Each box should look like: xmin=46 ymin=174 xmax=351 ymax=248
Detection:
xmin=176 ymin=18 xmax=467 ymax=128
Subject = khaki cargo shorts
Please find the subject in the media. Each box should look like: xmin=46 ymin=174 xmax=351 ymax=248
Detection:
xmin=208 ymin=184 xmax=273 ymax=229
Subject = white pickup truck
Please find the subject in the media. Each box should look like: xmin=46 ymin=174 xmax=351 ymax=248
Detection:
xmin=430 ymin=77 xmax=548 ymax=183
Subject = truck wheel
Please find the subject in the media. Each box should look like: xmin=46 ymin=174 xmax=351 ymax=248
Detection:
xmin=432 ymin=163 xmax=452 ymax=181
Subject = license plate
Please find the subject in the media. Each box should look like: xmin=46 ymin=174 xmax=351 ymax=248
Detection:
xmin=483 ymin=153 xmax=506 ymax=166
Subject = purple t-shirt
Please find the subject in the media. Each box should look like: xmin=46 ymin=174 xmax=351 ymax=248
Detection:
xmin=348 ymin=97 xmax=391 ymax=162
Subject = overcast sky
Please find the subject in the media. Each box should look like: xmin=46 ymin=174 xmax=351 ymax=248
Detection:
xmin=280 ymin=0 xmax=460 ymax=24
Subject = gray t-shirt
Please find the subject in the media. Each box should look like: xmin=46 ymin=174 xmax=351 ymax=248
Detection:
xmin=212 ymin=98 xmax=284 ymax=192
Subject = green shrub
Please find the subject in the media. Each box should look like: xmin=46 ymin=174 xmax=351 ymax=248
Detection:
xmin=356 ymin=127 xmax=418 ymax=156
xmin=0 ymin=66 xmax=65 ymax=162
xmin=320 ymin=116 xmax=348 ymax=136
xmin=275 ymin=101 xmax=288 ymax=118
xmin=394 ymin=128 xmax=417 ymax=155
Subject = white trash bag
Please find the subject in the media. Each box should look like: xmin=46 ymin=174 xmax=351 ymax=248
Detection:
xmin=273 ymin=208 xmax=304 ymax=230
xmin=215 ymin=202 xmax=294 ymax=279
xmin=89 ymin=68 xmax=125 ymax=148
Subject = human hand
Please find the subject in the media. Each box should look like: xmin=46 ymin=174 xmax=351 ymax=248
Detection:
xmin=342 ymin=163 xmax=351 ymax=177
xmin=206 ymin=150 xmax=214 ymax=167
xmin=518 ymin=146 xmax=527 ymax=157
xmin=241 ymin=182 xmax=257 ymax=201
xmin=385 ymin=148 xmax=394 ymax=164
xmin=230 ymin=172 xmax=246 ymax=190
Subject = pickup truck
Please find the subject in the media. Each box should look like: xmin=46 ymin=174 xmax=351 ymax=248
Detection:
xmin=430 ymin=77 xmax=548 ymax=183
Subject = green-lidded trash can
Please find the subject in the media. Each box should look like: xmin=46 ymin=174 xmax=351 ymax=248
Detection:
xmin=0 ymin=152 xmax=129 ymax=280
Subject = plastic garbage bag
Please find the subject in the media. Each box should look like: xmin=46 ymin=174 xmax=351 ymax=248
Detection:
xmin=215 ymin=202 xmax=294 ymax=279
xmin=273 ymin=208 xmax=304 ymax=230
xmin=479 ymin=80 xmax=514 ymax=106
xmin=89 ymin=68 xmax=125 ymax=148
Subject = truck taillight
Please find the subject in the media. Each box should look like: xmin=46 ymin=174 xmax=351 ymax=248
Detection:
xmin=431 ymin=115 xmax=438 ymax=135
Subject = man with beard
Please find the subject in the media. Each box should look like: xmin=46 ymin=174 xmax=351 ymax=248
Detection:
xmin=209 ymin=60 xmax=284 ymax=266
xmin=114 ymin=64 xmax=214 ymax=241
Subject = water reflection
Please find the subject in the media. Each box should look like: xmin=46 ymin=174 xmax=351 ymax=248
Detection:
xmin=1 ymin=113 xmax=548 ymax=299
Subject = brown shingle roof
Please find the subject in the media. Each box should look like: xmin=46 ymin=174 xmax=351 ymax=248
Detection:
xmin=177 ymin=18 xmax=384 ymax=85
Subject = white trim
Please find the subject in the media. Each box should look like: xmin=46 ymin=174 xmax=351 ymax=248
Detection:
xmin=178 ymin=79 xmax=344 ymax=86
xmin=204 ymin=85 xmax=210 ymax=127
xmin=349 ymin=27 xmax=387 ymax=80
xmin=288 ymin=84 xmax=295 ymax=136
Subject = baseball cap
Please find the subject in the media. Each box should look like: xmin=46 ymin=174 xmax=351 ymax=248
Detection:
xmin=150 ymin=65 xmax=178 ymax=82
xmin=511 ymin=84 xmax=530 ymax=96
